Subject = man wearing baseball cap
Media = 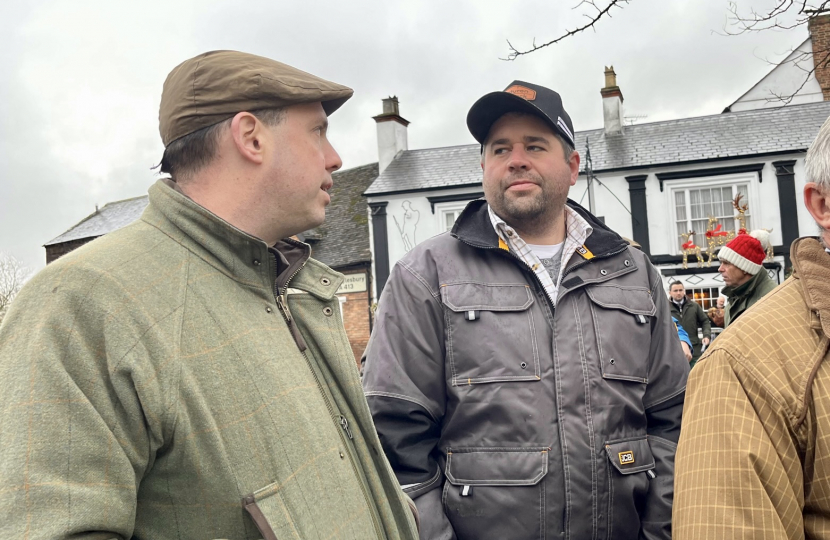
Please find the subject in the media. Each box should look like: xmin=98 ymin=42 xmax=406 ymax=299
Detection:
xmin=717 ymin=229 xmax=777 ymax=326
xmin=0 ymin=51 xmax=418 ymax=540
xmin=363 ymin=81 xmax=687 ymax=539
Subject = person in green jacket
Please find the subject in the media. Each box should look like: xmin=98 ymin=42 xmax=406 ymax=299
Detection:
xmin=0 ymin=51 xmax=418 ymax=540
xmin=668 ymin=281 xmax=711 ymax=368
xmin=718 ymin=230 xmax=779 ymax=327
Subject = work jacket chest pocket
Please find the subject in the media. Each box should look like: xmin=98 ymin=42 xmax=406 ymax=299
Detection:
xmin=585 ymin=285 xmax=656 ymax=383
xmin=441 ymin=282 xmax=540 ymax=386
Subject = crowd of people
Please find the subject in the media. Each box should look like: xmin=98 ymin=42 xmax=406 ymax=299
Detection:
xmin=1 ymin=49 xmax=830 ymax=539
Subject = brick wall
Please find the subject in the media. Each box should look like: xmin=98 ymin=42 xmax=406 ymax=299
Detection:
xmin=338 ymin=270 xmax=373 ymax=366
xmin=810 ymin=14 xmax=830 ymax=100
xmin=45 ymin=237 xmax=97 ymax=264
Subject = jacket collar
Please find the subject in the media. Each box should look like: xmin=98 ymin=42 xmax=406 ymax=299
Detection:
xmin=142 ymin=179 xmax=313 ymax=294
xmin=451 ymin=198 xmax=628 ymax=260
xmin=792 ymin=237 xmax=830 ymax=338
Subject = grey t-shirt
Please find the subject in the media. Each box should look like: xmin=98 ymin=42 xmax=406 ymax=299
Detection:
xmin=528 ymin=242 xmax=565 ymax=286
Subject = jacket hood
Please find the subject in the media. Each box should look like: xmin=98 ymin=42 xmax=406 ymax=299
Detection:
xmin=451 ymin=198 xmax=628 ymax=260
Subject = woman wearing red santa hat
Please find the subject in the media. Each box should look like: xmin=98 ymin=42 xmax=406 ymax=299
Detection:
xmin=718 ymin=229 xmax=778 ymax=327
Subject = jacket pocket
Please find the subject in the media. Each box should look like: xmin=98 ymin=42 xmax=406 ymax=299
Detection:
xmin=443 ymin=447 xmax=548 ymax=540
xmin=585 ymin=285 xmax=656 ymax=382
xmin=441 ymin=282 xmax=541 ymax=386
xmin=604 ymin=436 xmax=654 ymax=539
xmin=243 ymin=491 xmax=280 ymax=540
xmin=243 ymin=472 xmax=378 ymax=540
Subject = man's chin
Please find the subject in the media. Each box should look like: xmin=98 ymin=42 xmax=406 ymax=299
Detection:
xmin=500 ymin=199 xmax=556 ymax=221
xmin=295 ymin=212 xmax=326 ymax=236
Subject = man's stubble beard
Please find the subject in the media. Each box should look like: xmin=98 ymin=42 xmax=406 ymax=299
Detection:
xmin=487 ymin=171 xmax=570 ymax=234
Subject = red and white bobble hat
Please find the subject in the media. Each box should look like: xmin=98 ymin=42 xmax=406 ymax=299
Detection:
xmin=718 ymin=230 xmax=770 ymax=275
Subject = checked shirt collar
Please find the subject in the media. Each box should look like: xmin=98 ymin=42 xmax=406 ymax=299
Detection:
xmin=488 ymin=204 xmax=593 ymax=306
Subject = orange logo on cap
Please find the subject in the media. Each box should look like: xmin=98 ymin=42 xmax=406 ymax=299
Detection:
xmin=505 ymin=85 xmax=536 ymax=101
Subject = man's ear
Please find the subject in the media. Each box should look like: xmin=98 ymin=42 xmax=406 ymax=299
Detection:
xmin=804 ymin=182 xmax=830 ymax=231
xmin=568 ymin=151 xmax=581 ymax=186
xmin=229 ymin=112 xmax=265 ymax=165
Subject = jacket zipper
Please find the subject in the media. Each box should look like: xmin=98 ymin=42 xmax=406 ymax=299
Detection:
xmin=270 ymin=252 xmax=384 ymax=539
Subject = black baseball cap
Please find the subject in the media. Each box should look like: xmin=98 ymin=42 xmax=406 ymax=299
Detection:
xmin=466 ymin=80 xmax=575 ymax=148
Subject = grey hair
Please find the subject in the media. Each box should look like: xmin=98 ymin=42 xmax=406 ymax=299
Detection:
xmin=805 ymin=115 xmax=830 ymax=244
xmin=805 ymin=115 xmax=830 ymax=192
xmin=556 ymin=133 xmax=575 ymax=160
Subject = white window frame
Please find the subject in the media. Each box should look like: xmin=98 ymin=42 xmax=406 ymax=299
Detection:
xmin=435 ymin=201 xmax=470 ymax=233
xmin=667 ymin=173 xmax=760 ymax=256
xmin=686 ymin=286 xmax=721 ymax=311
xmin=338 ymin=295 xmax=347 ymax=319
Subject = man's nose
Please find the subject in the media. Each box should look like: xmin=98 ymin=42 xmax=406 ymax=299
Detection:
xmin=325 ymin=139 xmax=342 ymax=173
xmin=508 ymin=145 xmax=530 ymax=170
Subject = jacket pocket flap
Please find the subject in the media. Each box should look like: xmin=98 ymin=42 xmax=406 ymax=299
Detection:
xmin=441 ymin=283 xmax=534 ymax=312
xmin=605 ymin=436 xmax=655 ymax=474
xmin=445 ymin=448 xmax=549 ymax=486
xmin=586 ymin=285 xmax=656 ymax=316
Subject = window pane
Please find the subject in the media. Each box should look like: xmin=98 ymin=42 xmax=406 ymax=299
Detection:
xmin=689 ymin=189 xmax=701 ymax=220
xmin=700 ymin=189 xmax=712 ymax=216
xmin=691 ymin=219 xmax=708 ymax=237
xmin=738 ymin=185 xmax=750 ymax=223
xmin=688 ymin=287 xmax=720 ymax=310
xmin=721 ymin=188 xmax=733 ymax=216
xmin=445 ymin=212 xmax=456 ymax=231
xmin=675 ymin=191 xmax=687 ymax=221
xmin=711 ymin=187 xmax=723 ymax=210
xmin=677 ymin=220 xmax=689 ymax=250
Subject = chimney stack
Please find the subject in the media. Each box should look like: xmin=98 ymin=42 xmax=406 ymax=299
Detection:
xmin=809 ymin=15 xmax=830 ymax=100
xmin=601 ymin=66 xmax=624 ymax=136
xmin=373 ymin=96 xmax=410 ymax=173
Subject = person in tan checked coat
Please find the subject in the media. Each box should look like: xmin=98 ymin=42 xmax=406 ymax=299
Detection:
xmin=0 ymin=51 xmax=418 ymax=540
xmin=674 ymin=114 xmax=830 ymax=539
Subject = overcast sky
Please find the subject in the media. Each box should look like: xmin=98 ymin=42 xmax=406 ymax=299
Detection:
xmin=0 ymin=0 xmax=808 ymax=271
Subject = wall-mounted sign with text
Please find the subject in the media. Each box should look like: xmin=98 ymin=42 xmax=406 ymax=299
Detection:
xmin=337 ymin=273 xmax=367 ymax=294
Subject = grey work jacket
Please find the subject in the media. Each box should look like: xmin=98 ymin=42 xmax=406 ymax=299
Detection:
xmin=363 ymin=199 xmax=688 ymax=540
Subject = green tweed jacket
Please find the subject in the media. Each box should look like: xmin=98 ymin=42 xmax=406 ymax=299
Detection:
xmin=0 ymin=180 xmax=418 ymax=540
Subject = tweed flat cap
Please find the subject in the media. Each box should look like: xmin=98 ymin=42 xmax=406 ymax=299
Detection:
xmin=159 ymin=50 xmax=353 ymax=146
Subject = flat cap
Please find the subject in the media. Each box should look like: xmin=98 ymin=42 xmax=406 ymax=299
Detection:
xmin=159 ymin=50 xmax=354 ymax=147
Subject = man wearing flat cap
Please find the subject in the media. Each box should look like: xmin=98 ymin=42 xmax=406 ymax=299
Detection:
xmin=363 ymin=81 xmax=687 ymax=539
xmin=0 ymin=50 xmax=418 ymax=540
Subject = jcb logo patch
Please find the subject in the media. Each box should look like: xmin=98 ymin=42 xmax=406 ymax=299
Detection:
xmin=576 ymin=245 xmax=595 ymax=260
xmin=505 ymin=84 xmax=537 ymax=101
xmin=619 ymin=451 xmax=635 ymax=465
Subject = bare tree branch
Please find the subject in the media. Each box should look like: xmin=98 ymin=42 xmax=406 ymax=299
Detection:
xmin=504 ymin=1 xmax=830 ymax=107
xmin=0 ymin=253 xmax=31 ymax=325
xmin=502 ymin=0 xmax=629 ymax=61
